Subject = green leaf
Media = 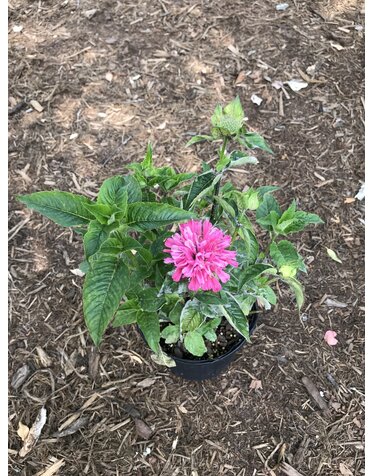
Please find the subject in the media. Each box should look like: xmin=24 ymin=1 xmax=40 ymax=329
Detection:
xmin=180 ymin=299 xmax=202 ymax=332
xmin=270 ymin=240 xmax=306 ymax=274
xmin=84 ymin=221 xmax=110 ymax=259
xmin=284 ymin=277 xmax=304 ymax=309
xmin=98 ymin=176 xmax=130 ymax=209
xmin=137 ymin=288 xmax=163 ymax=312
xmin=326 ymin=248 xmax=342 ymax=264
xmin=112 ymin=300 xmax=141 ymax=327
xmin=216 ymin=154 xmax=231 ymax=172
xmin=150 ymin=348 xmax=176 ymax=367
xmin=219 ymin=292 xmax=250 ymax=341
xmin=137 ymin=311 xmax=160 ymax=353
xmin=17 ymin=191 xmax=94 ymax=227
xmin=236 ymin=228 xmax=259 ymax=265
xmin=184 ymin=331 xmax=207 ymax=357
xmin=161 ymin=324 xmax=180 ymax=344
xmin=143 ymin=143 xmax=153 ymax=169
xmin=83 ymin=203 xmax=113 ymax=224
xmin=243 ymin=132 xmax=273 ymax=154
xmin=229 ymin=150 xmax=258 ymax=167
xmin=257 ymin=185 xmax=281 ymax=198
xmin=83 ymin=254 xmax=131 ymax=345
xmin=127 ymin=202 xmax=195 ymax=230
xmin=214 ymin=197 xmax=236 ymax=218
xmin=224 ymin=96 xmax=244 ymax=122
xmin=99 ymin=236 xmax=143 ymax=255
xmin=275 ymin=201 xmax=323 ymax=234
xmin=238 ymin=264 xmax=277 ymax=290
xmin=185 ymin=135 xmax=214 ymax=147
xmin=195 ymin=293 xmax=227 ymax=305
xmin=256 ymin=194 xmax=281 ymax=230
xmin=184 ymin=171 xmax=215 ymax=209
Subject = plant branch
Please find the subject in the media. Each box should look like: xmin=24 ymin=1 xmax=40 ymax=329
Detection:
xmin=210 ymin=137 xmax=228 ymax=224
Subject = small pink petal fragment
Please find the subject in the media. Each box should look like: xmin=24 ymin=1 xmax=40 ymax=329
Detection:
xmin=163 ymin=219 xmax=237 ymax=293
xmin=324 ymin=330 xmax=338 ymax=346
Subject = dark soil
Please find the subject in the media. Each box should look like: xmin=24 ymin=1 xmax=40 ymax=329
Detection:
xmin=9 ymin=1 xmax=364 ymax=475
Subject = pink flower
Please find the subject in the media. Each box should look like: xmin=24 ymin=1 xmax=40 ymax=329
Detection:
xmin=324 ymin=330 xmax=338 ymax=346
xmin=163 ymin=220 xmax=238 ymax=292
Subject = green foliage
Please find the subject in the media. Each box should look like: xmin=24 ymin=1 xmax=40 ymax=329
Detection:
xmin=83 ymin=253 xmax=131 ymax=345
xmin=17 ymin=191 xmax=95 ymax=227
xmin=18 ymin=96 xmax=323 ymax=365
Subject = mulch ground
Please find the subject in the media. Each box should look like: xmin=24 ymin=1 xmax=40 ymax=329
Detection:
xmin=8 ymin=0 xmax=365 ymax=475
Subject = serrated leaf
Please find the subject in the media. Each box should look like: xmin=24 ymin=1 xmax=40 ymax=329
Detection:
xmin=214 ymin=196 xmax=236 ymax=217
xmin=326 ymin=248 xmax=342 ymax=263
xmin=84 ymin=221 xmax=110 ymax=259
xmin=83 ymin=203 xmax=113 ymax=224
xmin=112 ymin=299 xmax=141 ymax=327
xmin=83 ymin=254 xmax=130 ymax=345
xmin=17 ymin=191 xmax=94 ymax=227
xmin=184 ymin=171 xmax=215 ymax=209
xmin=236 ymin=228 xmax=259 ymax=265
xmin=256 ymin=194 xmax=281 ymax=230
xmin=127 ymin=202 xmax=195 ymax=230
xmin=184 ymin=331 xmax=207 ymax=357
xmin=137 ymin=311 xmax=160 ymax=353
xmin=185 ymin=135 xmax=214 ymax=147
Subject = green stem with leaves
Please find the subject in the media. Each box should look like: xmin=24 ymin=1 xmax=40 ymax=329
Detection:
xmin=210 ymin=137 xmax=228 ymax=224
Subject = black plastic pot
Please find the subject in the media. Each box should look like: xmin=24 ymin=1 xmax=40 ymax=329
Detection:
xmin=138 ymin=309 xmax=259 ymax=382
xmin=169 ymin=310 xmax=259 ymax=381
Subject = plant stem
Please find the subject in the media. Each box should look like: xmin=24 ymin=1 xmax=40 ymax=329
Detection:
xmin=210 ymin=137 xmax=228 ymax=224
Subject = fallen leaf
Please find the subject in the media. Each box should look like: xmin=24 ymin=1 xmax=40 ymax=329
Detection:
xmin=105 ymin=72 xmax=113 ymax=82
xmin=285 ymin=79 xmax=308 ymax=92
xmin=36 ymin=347 xmax=52 ymax=367
xmin=235 ymin=71 xmax=246 ymax=85
xmin=17 ymin=422 xmax=30 ymax=441
xmin=297 ymin=67 xmax=326 ymax=84
xmin=36 ymin=459 xmax=65 ymax=476
xmin=355 ymin=183 xmax=365 ymax=201
xmin=339 ymin=463 xmax=353 ymax=476
xmin=324 ymin=330 xmax=338 ymax=346
xmin=134 ymin=418 xmax=153 ymax=439
xmin=156 ymin=121 xmax=167 ymax=130
xmin=272 ymin=80 xmax=283 ymax=89
xmin=276 ymin=3 xmax=289 ymax=11
xmin=330 ymin=42 xmax=344 ymax=51
xmin=325 ymin=298 xmax=347 ymax=308
xmin=344 ymin=197 xmax=356 ymax=204
xmin=30 ymin=100 xmax=44 ymax=113
xmin=326 ymin=248 xmax=342 ymax=263
xmin=13 ymin=25 xmax=23 ymax=32
xmin=83 ymin=9 xmax=97 ymax=19
xmin=136 ymin=377 xmax=157 ymax=388
xmin=70 ymin=268 xmax=85 ymax=277
xmin=11 ymin=364 xmax=32 ymax=390
xmin=19 ymin=407 xmax=47 ymax=457
xmin=251 ymin=94 xmax=263 ymax=106
xmin=52 ymin=416 xmax=89 ymax=438
xmin=69 ymin=133 xmax=79 ymax=140
xmin=249 ymin=379 xmax=263 ymax=390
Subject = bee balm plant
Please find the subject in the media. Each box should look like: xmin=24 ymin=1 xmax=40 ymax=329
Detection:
xmin=18 ymin=97 xmax=323 ymax=378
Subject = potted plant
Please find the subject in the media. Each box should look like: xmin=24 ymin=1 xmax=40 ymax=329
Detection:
xmin=18 ymin=97 xmax=323 ymax=381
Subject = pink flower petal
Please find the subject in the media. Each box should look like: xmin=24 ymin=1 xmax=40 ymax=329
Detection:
xmin=324 ymin=330 xmax=338 ymax=346
xmin=163 ymin=219 xmax=237 ymax=293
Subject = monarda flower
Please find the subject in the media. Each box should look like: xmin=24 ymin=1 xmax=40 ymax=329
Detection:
xmin=163 ymin=220 xmax=238 ymax=292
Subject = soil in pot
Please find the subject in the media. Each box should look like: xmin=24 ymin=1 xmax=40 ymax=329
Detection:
xmin=160 ymin=320 xmax=244 ymax=361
